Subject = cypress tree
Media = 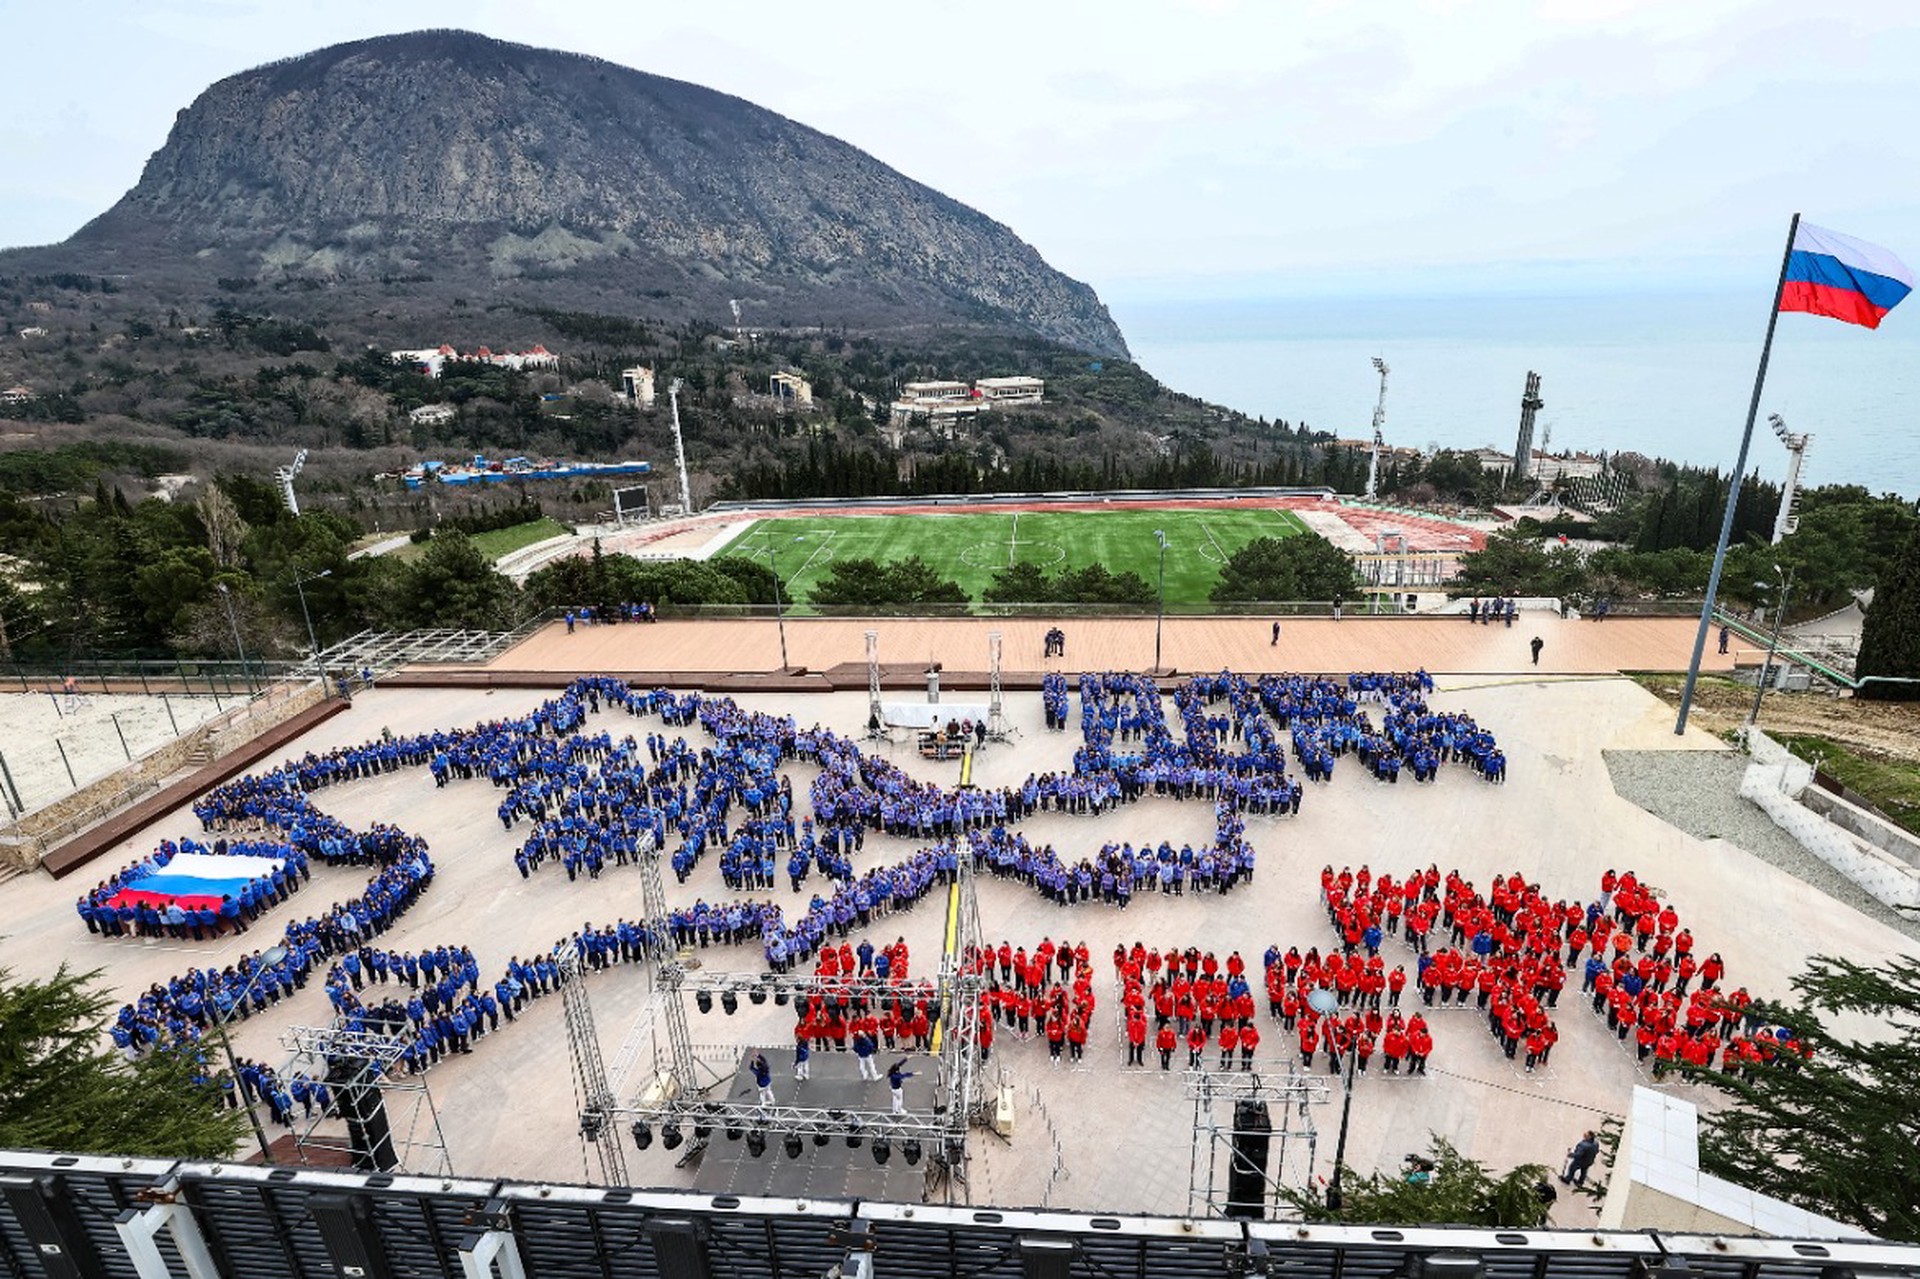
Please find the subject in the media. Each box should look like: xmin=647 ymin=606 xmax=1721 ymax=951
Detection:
xmin=1855 ymin=518 xmax=1920 ymax=701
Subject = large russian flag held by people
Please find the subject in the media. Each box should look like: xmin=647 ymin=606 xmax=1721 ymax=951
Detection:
xmin=1780 ymin=222 xmax=1913 ymax=329
xmin=106 ymin=851 xmax=284 ymax=910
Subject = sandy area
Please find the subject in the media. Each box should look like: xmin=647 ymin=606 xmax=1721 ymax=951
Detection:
xmin=0 ymin=691 xmax=227 ymax=814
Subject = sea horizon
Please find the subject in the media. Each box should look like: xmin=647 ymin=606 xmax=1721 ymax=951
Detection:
xmin=1108 ymin=287 xmax=1920 ymax=500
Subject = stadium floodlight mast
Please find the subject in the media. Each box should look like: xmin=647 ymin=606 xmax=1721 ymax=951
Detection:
xmin=1153 ymin=529 xmax=1169 ymax=673
xmin=210 ymin=943 xmax=289 ymax=1165
xmin=290 ymin=568 xmax=331 ymax=672
xmin=214 ymin=582 xmax=253 ymax=694
xmin=1748 ymin=564 xmax=1795 ymax=728
xmin=1305 ymin=986 xmax=1356 ymax=1212
xmin=768 ymin=534 xmax=805 ymax=671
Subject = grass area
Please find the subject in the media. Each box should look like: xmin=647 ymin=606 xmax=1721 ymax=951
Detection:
xmin=713 ymin=507 xmax=1309 ymax=607
xmin=469 ymin=516 xmax=571 ymax=561
xmin=388 ymin=517 xmax=571 ymax=564
xmin=1774 ymin=734 xmax=1920 ymax=837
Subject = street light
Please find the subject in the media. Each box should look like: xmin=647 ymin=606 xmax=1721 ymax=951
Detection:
xmin=215 ymin=583 xmax=253 ymax=694
xmin=1305 ymin=986 xmax=1357 ymax=1213
xmin=209 ymin=942 xmax=290 ymax=1164
xmin=1748 ymin=564 xmax=1795 ymax=727
xmin=767 ymin=535 xmax=805 ymax=672
xmin=1153 ymin=529 xmax=1168 ymax=674
xmin=290 ymin=568 xmax=331 ymax=673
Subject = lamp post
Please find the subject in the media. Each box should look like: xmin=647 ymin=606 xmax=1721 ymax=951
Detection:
xmin=1153 ymin=529 xmax=1168 ymax=674
xmin=1306 ymin=986 xmax=1357 ymax=1213
xmin=215 ymin=583 xmax=253 ymax=694
xmin=290 ymin=568 xmax=331 ymax=674
xmin=209 ymin=943 xmax=289 ymax=1164
xmin=1748 ymin=564 xmax=1795 ymax=728
xmin=767 ymin=536 xmax=804 ymax=672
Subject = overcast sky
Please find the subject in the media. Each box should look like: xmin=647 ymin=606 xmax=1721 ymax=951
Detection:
xmin=3 ymin=0 xmax=1917 ymax=303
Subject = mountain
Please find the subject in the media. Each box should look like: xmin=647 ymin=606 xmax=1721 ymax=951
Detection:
xmin=16 ymin=29 xmax=1127 ymax=356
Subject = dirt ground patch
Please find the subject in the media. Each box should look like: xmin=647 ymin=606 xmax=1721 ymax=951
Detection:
xmin=1631 ymin=674 xmax=1920 ymax=763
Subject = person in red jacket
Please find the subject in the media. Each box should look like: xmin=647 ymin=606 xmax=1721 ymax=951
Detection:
xmin=1408 ymin=1024 xmax=1433 ymax=1075
xmin=977 ymin=1015 xmax=993 ymax=1063
xmin=1187 ymin=1023 xmax=1207 ymax=1069
xmin=1218 ymin=1021 xmax=1239 ymax=1070
xmin=1157 ymin=1023 xmax=1177 ymax=1070
xmin=1387 ymin=966 xmax=1407 ymax=1008
xmin=1298 ymin=1016 xmax=1318 ymax=1069
xmin=1383 ymin=1023 xmax=1408 ymax=1073
xmin=1045 ymin=1015 xmax=1065 ymax=1064
xmin=1239 ymin=1021 xmax=1259 ymax=1070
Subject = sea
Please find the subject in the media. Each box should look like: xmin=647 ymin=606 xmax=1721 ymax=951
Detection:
xmin=1112 ymin=290 xmax=1920 ymax=499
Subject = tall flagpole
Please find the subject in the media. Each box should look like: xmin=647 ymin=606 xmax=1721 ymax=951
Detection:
xmin=1674 ymin=213 xmax=1801 ymax=736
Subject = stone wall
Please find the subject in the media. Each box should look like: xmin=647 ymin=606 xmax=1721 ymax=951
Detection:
xmin=0 ymin=680 xmax=325 ymax=872
xmin=1739 ymin=730 xmax=1920 ymax=911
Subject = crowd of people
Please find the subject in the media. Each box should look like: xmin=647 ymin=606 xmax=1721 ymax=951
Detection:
xmin=969 ymin=938 xmax=1096 ymax=1065
xmin=562 ymin=602 xmax=656 ymax=632
xmin=77 ymin=837 xmax=311 ymax=939
xmin=83 ymin=666 xmax=1533 ymax=1123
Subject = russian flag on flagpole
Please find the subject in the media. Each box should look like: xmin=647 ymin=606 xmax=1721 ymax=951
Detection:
xmin=1780 ymin=223 xmax=1913 ymax=329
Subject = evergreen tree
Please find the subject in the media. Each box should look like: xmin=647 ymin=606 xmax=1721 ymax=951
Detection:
xmin=1693 ymin=953 xmax=1920 ymax=1239
xmin=0 ymin=962 xmax=246 ymax=1159
xmin=1210 ymin=535 xmax=1358 ymax=603
xmin=1279 ymin=1136 xmax=1555 ymax=1227
xmin=1855 ymin=518 xmax=1920 ymax=701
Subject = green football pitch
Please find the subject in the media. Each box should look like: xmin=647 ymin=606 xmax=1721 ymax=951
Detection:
xmin=713 ymin=507 xmax=1309 ymax=607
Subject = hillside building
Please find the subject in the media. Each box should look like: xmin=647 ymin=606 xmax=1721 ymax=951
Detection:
xmin=1477 ymin=447 xmax=1605 ymax=482
xmin=0 ymin=384 xmax=36 ymax=406
xmin=408 ymin=403 xmax=457 ymax=427
xmin=18 ymin=327 xmax=48 ymax=340
xmin=973 ymin=375 xmax=1045 ymax=405
xmin=621 ymin=365 xmax=656 ymax=408
xmin=392 ymin=343 xmax=559 ymax=378
xmin=769 ymin=370 xmax=813 ymax=409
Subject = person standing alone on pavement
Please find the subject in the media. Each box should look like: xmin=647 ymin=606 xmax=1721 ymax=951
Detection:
xmin=1271 ymin=620 xmax=1280 ymax=646
xmin=1530 ymin=636 xmax=1544 ymax=666
xmin=1562 ymin=1130 xmax=1599 ymax=1186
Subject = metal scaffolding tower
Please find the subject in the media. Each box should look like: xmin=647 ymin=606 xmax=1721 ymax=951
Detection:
xmin=1185 ymin=1068 xmax=1329 ymax=1220
xmin=273 ymin=449 xmax=307 ymax=517
xmin=559 ymin=944 xmax=629 ymax=1188
xmin=277 ymin=1023 xmax=453 ymax=1176
xmin=985 ymin=630 xmax=1012 ymax=742
xmin=1364 ymin=358 xmax=1389 ymax=500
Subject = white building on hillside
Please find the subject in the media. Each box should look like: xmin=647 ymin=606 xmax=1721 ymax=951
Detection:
xmin=769 ymin=370 xmax=814 ymax=409
xmin=621 ymin=366 xmax=656 ymax=408
xmin=974 ymin=375 xmax=1044 ymax=405
xmin=392 ymin=343 xmax=560 ymax=378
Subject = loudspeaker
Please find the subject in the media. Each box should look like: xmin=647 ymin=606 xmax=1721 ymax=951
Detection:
xmin=328 ymin=1057 xmax=399 ymax=1172
xmin=647 ymin=1217 xmax=712 ymax=1279
xmin=0 ymin=1174 xmax=103 ymax=1279
xmin=311 ymin=1192 xmax=396 ymax=1279
xmin=1225 ymin=1099 xmax=1272 ymax=1220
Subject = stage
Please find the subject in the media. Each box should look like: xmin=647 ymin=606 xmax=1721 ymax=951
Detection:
xmin=686 ymin=1047 xmax=940 ymax=1200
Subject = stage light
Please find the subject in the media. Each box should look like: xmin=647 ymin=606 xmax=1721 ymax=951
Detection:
xmin=902 ymin=1139 xmax=922 ymax=1166
xmin=871 ymin=1136 xmax=891 ymax=1165
xmin=630 ymin=1121 xmax=653 ymax=1151
xmin=845 ymin=1118 xmax=865 ymax=1149
xmin=812 ymin=1129 xmax=831 ymax=1147
xmin=784 ymin=1133 xmax=803 ymax=1159
xmin=696 ymin=990 xmax=713 ymax=1014
xmin=662 ymin=1123 xmax=684 ymax=1151
xmin=721 ymin=989 xmax=739 ymax=1015
xmin=749 ymin=982 xmax=768 ymax=1005
xmin=580 ymin=1113 xmax=604 ymax=1141
xmin=693 ymin=1119 xmax=713 ymax=1140
xmin=725 ymin=1122 xmax=743 ymax=1141
xmin=746 ymin=1129 xmax=767 ymax=1158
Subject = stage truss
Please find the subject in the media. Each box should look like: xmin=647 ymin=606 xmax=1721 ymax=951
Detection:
xmin=276 ymin=1023 xmax=454 ymax=1176
xmin=1186 ymin=1067 xmax=1329 ymax=1219
xmin=562 ymin=836 xmax=992 ymax=1201
xmin=986 ymin=630 xmax=1013 ymax=742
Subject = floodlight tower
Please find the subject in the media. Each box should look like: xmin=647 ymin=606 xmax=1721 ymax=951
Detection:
xmin=1364 ymin=357 xmax=1389 ymax=500
xmin=1768 ymin=413 xmax=1812 ymax=544
xmin=273 ymin=449 xmax=308 ymax=517
xmin=667 ymin=378 xmax=693 ymax=516
xmin=1513 ymin=371 xmax=1543 ymax=485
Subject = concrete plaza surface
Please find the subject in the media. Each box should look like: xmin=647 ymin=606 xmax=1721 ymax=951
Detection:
xmin=0 ymin=671 xmax=1905 ymax=1221
xmin=493 ymin=612 xmax=1741 ymax=683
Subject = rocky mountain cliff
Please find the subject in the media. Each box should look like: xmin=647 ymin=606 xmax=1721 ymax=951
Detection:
xmin=24 ymin=30 xmax=1126 ymax=356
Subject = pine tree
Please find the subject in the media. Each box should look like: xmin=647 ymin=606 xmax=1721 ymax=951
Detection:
xmin=0 ymin=962 xmax=246 ymax=1159
xmin=1692 ymin=953 xmax=1920 ymax=1239
xmin=1279 ymin=1136 xmax=1554 ymax=1226
xmin=1855 ymin=519 xmax=1920 ymax=701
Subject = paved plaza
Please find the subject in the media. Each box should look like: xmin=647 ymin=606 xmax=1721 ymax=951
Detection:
xmin=0 ymin=622 xmax=1901 ymax=1221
